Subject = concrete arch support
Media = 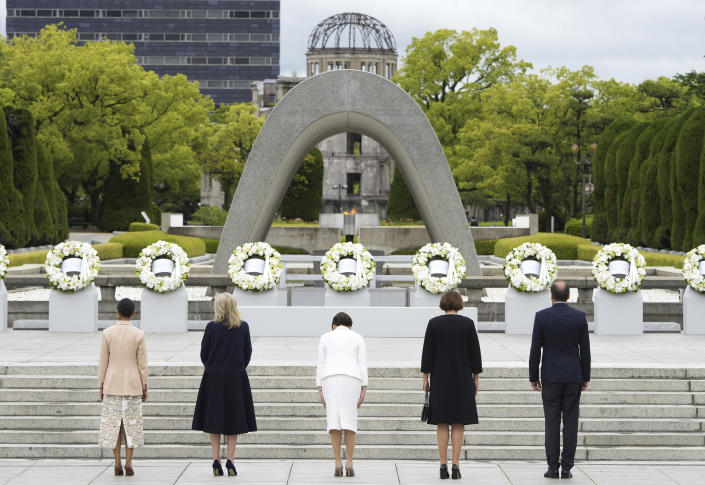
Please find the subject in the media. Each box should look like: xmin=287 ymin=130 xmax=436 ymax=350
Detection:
xmin=214 ymin=70 xmax=480 ymax=275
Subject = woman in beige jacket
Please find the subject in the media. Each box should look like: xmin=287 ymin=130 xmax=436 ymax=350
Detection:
xmin=98 ymin=298 xmax=148 ymax=476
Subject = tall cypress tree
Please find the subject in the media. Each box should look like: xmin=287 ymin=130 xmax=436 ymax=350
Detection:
xmin=0 ymin=109 xmax=27 ymax=248
xmin=675 ymin=109 xmax=705 ymax=250
xmin=279 ymin=148 xmax=324 ymax=221
xmin=615 ymin=123 xmax=648 ymax=241
xmin=693 ymin=122 xmax=705 ymax=246
xmin=637 ymin=121 xmax=668 ymax=246
xmin=669 ymin=111 xmax=693 ymax=250
xmin=32 ymin=141 xmax=56 ymax=244
xmin=654 ymin=118 xmax=678 ymax=248
xmin=388 ymin=167 xmax=421 ymax=220
xmin=37 ymin=142 xmax=69 ymax=242
xmin=605 ymin=131 xmax=628 ymax=241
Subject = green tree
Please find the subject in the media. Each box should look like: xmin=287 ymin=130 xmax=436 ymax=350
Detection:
xmin=638 ymin=77 xmax=686 ymax=113
xmin=387 ymin=167 xmax=422 ymax=221
xmin=674 ymin=70 xmax=705 ymax=102
xmin=624 ymin=122 xmax=660 ymax=243
xmin=613 ymin=123 xmax=648 ymax=239
xmin=279 ymin=148 xmax=324 ymax=222
xmin=0 ymin=107 xmax=27 ymax=248
xmin=675 ymin=109 xmax=705 ymax=250
xmin=34 ymin=142 xmax=58 ymax=243
xmin=637 ymin=120 xmax=668 ymax=246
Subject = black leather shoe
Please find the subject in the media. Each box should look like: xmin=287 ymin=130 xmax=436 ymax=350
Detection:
xmin=225 ymin=460 xmax=237 ymax=476
xmin=212 ymin=460 xmax=224 ymax=476
xmin=440 ymin=464 xmax=449 ymax=479
xmin=561 ymin=469 xmax=573 ymax=479
xmin=544 ymin=469 xmax=559 ymax=479
xmin=451 ymin=464 xmax=461 ymax=479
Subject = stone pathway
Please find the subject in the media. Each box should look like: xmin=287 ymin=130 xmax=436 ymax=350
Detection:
xmin=0 ymin=460 xmax=702 ymax=484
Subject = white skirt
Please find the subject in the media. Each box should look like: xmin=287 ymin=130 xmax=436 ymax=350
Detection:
xmin=321 ymin=374 xmax=362 ymax=433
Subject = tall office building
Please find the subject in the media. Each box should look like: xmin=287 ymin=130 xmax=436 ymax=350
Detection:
xmin=6 ymin=1 xmax=280 ymax=104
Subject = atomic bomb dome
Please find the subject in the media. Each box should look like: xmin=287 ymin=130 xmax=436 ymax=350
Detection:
xmin=306 ymin=13 xmax=398 ymax=79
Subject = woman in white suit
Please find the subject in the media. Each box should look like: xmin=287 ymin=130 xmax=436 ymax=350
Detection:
xmin=316 ymin=312 xmax=368 ymax=478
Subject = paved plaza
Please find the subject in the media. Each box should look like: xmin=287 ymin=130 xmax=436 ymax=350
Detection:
xmin=0 ymin=330 xmax=704 ymax=368
xmin=0 ymin=460 xmax=703 ymax=485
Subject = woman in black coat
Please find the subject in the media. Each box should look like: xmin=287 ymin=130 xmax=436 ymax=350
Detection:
xmin=192 ymin=293 xmax=257 ymax=477
xmin=421 ymin=290 xmax=483 ymax=480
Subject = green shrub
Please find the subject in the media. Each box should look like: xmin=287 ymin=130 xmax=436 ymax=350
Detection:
xmin=40 ymin=143 xmax=69 ymax=241
xmin=675 ymin=109 xmax=705 ymax=249
xmin=129 ymin=222 xmax=160 ymax=232
xmin=493 ymin=233 xmax=591 ymax=260
xmin=388 ymin=168 xmax=421 ymax=220
xmin=7 ymin=242 xmax=123 ymax=267
xmin=275 ymin=246 xmax=309 ymax=255
xmin=32 ymin=142 xmax=56 ymax=245
xmin=668 ymin=111 xmax=692 ymax=250
xmin=94 ymin=243 xmax=124 ymax=260
xmin=279 ymin=148 xmax=324 ymax=221
xmin=538 ymin=210 xmax=565 ymax=232
xmin=188 ymin=206 xmax=228 ymax=226
xmin=109 ymin=230 xmax=206 ymax=258
xmin=615 ymin=123 xmax=648 ymax=240
xmin=625 ymin=122 xmax=658 ymax=243
xmin=474 ymin=239 xmax=498 ymax=255
xmin=643 ymin=252 xmax=684 ymax=267
xmin=202 ymin=238 xmax=220 ymax=254
xmin=576 ymin=243 xmax=602 ymax=261
xmin=604 ymin=132 xmax=625 ymax=241
xmin=0 ymin=107 xmax=27 ymax=249
xmin=564 ymin=216 xmax=594 ymax=237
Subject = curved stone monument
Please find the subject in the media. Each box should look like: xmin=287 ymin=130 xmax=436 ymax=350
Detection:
xmin=214 ymin=70 xmax=480 ymax=275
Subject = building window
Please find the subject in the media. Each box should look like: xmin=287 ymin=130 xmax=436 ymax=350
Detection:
xmin=327 ymin=63 xmax=334 ymax=72
xmin=313 ymin=63 xmax=320 ymax=74
xmin=347 ymin=133 xmax=362 ymax=155
xmin=346 ymin=173 xmax=362 ymax=195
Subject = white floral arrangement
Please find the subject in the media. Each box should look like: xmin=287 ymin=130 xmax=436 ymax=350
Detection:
xmin=592 ymin=243 xmax=646 ymax=294
xmin=412 ymin=242 xmax=466 ymax=294
xmin=683 ymin=245 xmax=705 ymax=293
xmin=45 ymin=241 xmax=100 ymax=293
xmin=136 ymin=240 xmax=190 ymax=293
xmin=321 ymin=242 xmax=376 ymax=292
xmin=0 ymin=244 xmax=9 ymax=280
xmin=504 ymin=242 xmax=558 ymax=292
xmin=228 ymin=242 xmax=282 ymax=292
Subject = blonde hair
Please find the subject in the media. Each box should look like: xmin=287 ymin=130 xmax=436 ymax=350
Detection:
xmin=214 ymin=293 xmax=241 ymax=329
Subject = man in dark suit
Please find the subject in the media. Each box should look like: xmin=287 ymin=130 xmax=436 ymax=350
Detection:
xmin=529 ymin=280 xmax=591 ymax=479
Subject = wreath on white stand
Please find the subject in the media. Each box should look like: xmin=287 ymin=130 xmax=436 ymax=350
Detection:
xmin=683 ymin=245 xmax=705 ymax=293
xmin=228 ymin=242 xmax=282 ymax=292
xmin=136 ymin=240 xmax=190 ymax=293
xmin=321 ymin=242 xmax=376 ymax=292
xmin=45 ymin=241 xmax=101 ymax=293
xmin=504 ymin=242 xmax=558 ymax=292
xmin=592 ymin=243 xmax=646 ymax=294
xmin=412 ymin=242 xmax=466 ymax=294
xmin=0 ymin=245 xmax=9 ymax=280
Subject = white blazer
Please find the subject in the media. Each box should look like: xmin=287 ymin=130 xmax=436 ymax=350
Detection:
xmin=316 ymin=326 xmax=368 ymax=387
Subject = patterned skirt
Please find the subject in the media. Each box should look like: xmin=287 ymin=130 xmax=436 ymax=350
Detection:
xmin=99 ymin=395 xmax=144 ymax=448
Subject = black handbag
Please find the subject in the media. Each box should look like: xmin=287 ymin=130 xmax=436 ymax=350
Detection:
xmin=421 ymin=390 xmax=430 ymax=422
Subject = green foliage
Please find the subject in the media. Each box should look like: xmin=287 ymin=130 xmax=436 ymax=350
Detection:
xmin=199 ymin=238 xmax=307 ymax=255
xmin=201 ymin=238 xmax=220 ymax=254
xmin=279 ymin=148 xmax=324 ymax=221
xmin=98 ymin=137 xmax=155 ymax=231
xmin=667 ymin=112 xmax=693 ymax=250
xmin=275 ymin=246 xmax=309 ymax=255
xmin=8 ymin=242 xmax=123 ymax=267
xmin=388 ymin=168 xmax=421 ymax=220
xmin=94 ymin=242 xmax=124 ymax=260
xmin=576 ymin=243 xmax=602 ymax=261
xmin=625 ymin=122 xmax=660 ymax=243
xmin=564 ymin=215 xmax=594 ymax=237
xmin=614 ymin=122 xmax=648 ymax=239
xmin=109 ymin=230 xmax=205 ymax=258
xmin=493 ymin=233 xmax=591 ymax=260
xmin=33 ymin=142 xmax=58 ymax=244
xmin=694 ymin=119 xmax=705 ymax=246
xmin=189 ymin=206 xmax=228 ymax=226
xmin=474 ymin=239 xmax=498 ymax=255
xmin=642 ymin=252 xmax=685 ymax=267
xmin=674 ymin=70 xmax=705 ymax=102
xmin=675 ymin=109 xmax=705 ymax=250
xmin=0 ymin=106 xmax=27 ymax=248
xmin=129 ymin=222 xmax=160 ymax=232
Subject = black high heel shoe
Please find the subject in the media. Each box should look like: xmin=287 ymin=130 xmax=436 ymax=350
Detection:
xmin=225 ymin=460 xmax=237 ymax=476
xmin=212 ymin=459 xmax=224 ymax=476
xmin=451 ymin=464 xmax=461 ymax=479
xmin=440 ymin=464 xmax=450 ymax=479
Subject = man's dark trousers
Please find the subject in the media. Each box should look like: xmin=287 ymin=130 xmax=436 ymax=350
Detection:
xmin=541 ymin=382 xmax=582 ymax=471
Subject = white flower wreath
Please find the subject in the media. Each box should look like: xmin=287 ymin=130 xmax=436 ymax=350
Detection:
xmin=683 ymin=245 xmax=705 ymax=293
xmin=0 ymin=245 xmax=9 ymax=280
xmin=228 ymin=242 xmax=282 ymax=292
xmin=592 ymin=243 xmax=646 ymax=294
xmin=503 ymin=242 xmax=558 ymax=292
xmin=136 ymin=240 xmax=190 ymax=293
xmin=45 ymin=241 xmax=101 ymax=293
xmin=321 ymin=242 xmax=376 ymax=292
xmin=412 ymin=242 xmax=466 ymax=294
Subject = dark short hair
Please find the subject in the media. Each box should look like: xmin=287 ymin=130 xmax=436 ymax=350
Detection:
xmin=439 ymin=290 xmax=464 ymax=312
xmin=117 ymin=298 xmax=136 ymax=318
xmin=550 ymin=281 xmax=570 ymax=302
xmin=332 ymin=312 xmax=353 ymax=327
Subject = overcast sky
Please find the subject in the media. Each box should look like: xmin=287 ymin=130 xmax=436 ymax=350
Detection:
xmin=2 ymin=1 xmax=704 ymax=83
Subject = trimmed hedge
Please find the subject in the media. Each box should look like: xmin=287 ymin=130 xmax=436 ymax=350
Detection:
xmin=675 ymin=108 xmax=705 ymax=249
xmin=279 ymin=148 xmax=324 ymax=221
xmin=202 ymin=238 xmax=220 ymax=254
xmin=0 ymin=107 xmax=27 ymax=249
xmin=494 ymin=233 xmax=591 ymax=260
xmin=564 ymin=216 xmax=594 ymax=238
xmin=475 ymin=239 xmax=498 ymax=255
xmin=7 ymin=242 xmax=124 ymax=267
xmin=129 ymin=222 xmax=160 ymax=232
xmin=109 ymin=230 xmax=206 ymax=258
xmin=188 ymin=206 xmax=228 ymax=226
xmin=388 ymin=168 xmax=421 ymax=220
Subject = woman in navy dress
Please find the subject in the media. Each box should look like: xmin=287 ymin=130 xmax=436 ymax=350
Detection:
xmin=421 ymin=290 xmax=483 ymax=480
xmin=192 ymin=293 xmax=256 ymax=477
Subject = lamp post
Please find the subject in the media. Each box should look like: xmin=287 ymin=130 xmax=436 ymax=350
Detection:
xmin=571 ymin=142 xmax=597 ymax=238
xmin=332 ymin=184 xmax=348 ymax=212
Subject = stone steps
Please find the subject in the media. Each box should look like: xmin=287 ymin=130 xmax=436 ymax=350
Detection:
xmin=0 ymin=364 xmax=702 ymax=460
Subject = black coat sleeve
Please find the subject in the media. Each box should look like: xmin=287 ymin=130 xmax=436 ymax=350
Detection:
xmin=529 ymin=314 xmax=543 ymax=382
xmin=243 ymin=323 xmax=253 ymax=367
xmin=420 ymin=320 xmax=434 ymax=373
xmin=467 ymin=321 xmax=483 ymax=374
xmin=579 ymin=315 xmax=591 ymax=382
xmin=200 ymin=322 xmax=211 ymax=366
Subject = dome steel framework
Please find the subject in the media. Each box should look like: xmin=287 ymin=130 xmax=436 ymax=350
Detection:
xmin=307 ymin=12 xmax=396 ymax=52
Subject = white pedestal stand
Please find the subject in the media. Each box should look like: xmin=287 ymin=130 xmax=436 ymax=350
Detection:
xmin=0 ymin=280 xmax=7 ymax=332
xmin=504 ymin=286 xmax=552 ymax=335
xmin=411 ymin=284 xmax=442 ymax=307
xmin=593 ymin=288 xmax=643 ymax=335
xmin=140 ymin=285 xmax=188 ymax=333
xmin=324 ymin=287 xmax=370 ymax=307
xmin=233 ymin=287 xmax=285 ymax=306
xmin=49 ymin=283 xmax=99 ymax=332
xmin=683 ymin=287 xmax=705 ymax=335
